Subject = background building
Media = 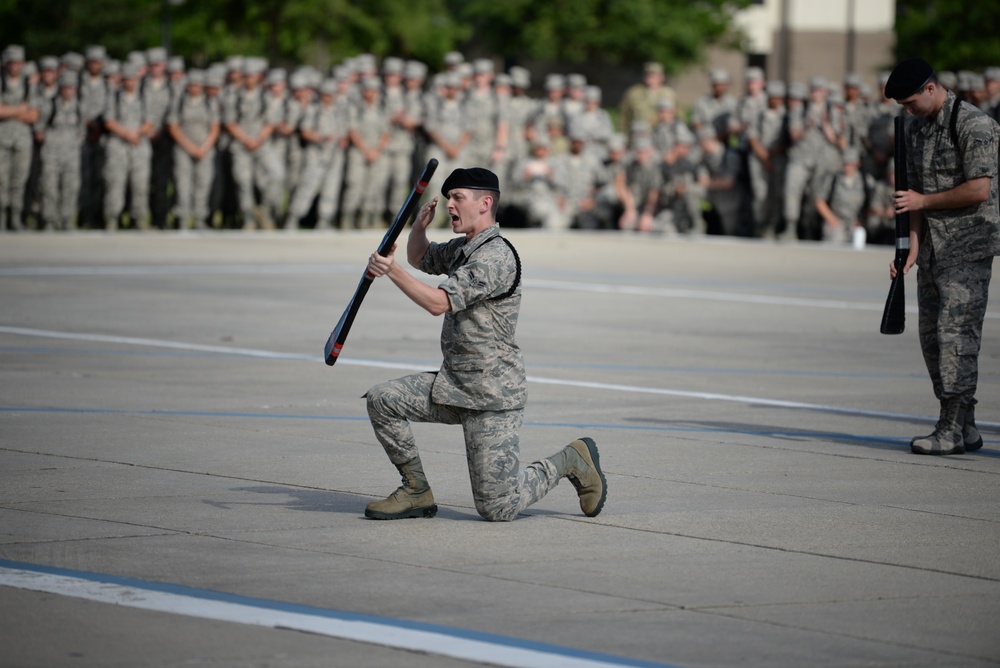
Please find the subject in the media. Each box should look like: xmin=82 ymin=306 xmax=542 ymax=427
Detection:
xmin=671 ymin=0 xmax=896 ymax=108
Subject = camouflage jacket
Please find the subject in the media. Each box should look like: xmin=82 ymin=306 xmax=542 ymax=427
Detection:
xmin=907 ymin=91 xmax=1000 ymax=269
xmin=419 ymin=224 xmax=526 ymax=411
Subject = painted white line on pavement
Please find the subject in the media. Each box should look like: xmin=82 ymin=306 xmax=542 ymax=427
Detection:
xmin=0 ymin=563 xmax=673 ymax=668
xmin=0 ymin=325 xmax=988 ymax=427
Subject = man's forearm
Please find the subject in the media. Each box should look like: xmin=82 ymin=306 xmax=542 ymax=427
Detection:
xmin=386 ymin=265 xmax=450 ymax=316
xmin=407 ymin=223 xmax=430 ymax=268
xmin=922 ymin=177 xmax=991 ymax=210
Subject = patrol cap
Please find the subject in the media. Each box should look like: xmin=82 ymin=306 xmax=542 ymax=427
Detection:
xmin=443 ymin=51 xmax=464 ymax=67
xmin=404 ymin=60 xmax=427 ymax=80
xmin=121 ymin=62 xmax=140 ymax=80
xmin=985 ymin=67 xmax=1000 ymax=82
xmin=696 ymin=125 xmax=718 ymax=142
xmin=844 ymin=71 xmax=863 ymax=88
xmin=104 ymin=60 xmax=121 ymax=76
xmin=608 ymin=132 xmax=627 ymax=152
xmin=168 ymin=56 xmax=185 ymax=73
xmin=585 ymin=85 xmax=601 ymax=102
xmin=2 ymin=44 xmax=25 ymax=62
xmin=473 ymin=58 xmax=494 ymax=75
xmin=842 ymin=147 xmax=861 ymax=164
xmin=58 ymin=70 xmax=79 ymax=88
xmin=458 ymin=62 xmax=473 ymax=79
xmin=319 ymin=78 xmax=337 ymax=95
xmin=885 ymin=57 xmax=935 ymax=100
xmin=656 ymin=97 xmax=675 ymax=110
xmin=493 ymin=73 xmax=511 ymax=88
xmin=243 ymin=57 xmax=267 ymax=76
xmin=788 ymin=82 xmax=807 ymax=99
xmin=86 ymin=45 xmax=107 ymax=62
xmin=509 ymin=66 xmax=530 ymax=88
xmin=441 ymin=167 xmax=500 ymax=197
xmin=808 ymin=74 xmax=827 ymax=90
xmin=632 ymin=136 xmax=653 ymax=151
xmin=709 ymin=68 xmax=730 ymax=84
xmin=828 ymin=90 xmax=844 ymax=106
xmin=205 ymin=68 xmax=225 ymax=88
xmin=39 ymin=56 xmax=59 ymax=72
xmin=766 ymin=80 xmax=786 ymax=98
xmin=545 ymin=73 xmax=565 ymax=91
xmin=567 ymin=125 xmax=586 ymax=142
xmin=266 ymin=67 xmax=286 ymax=85
xmin=146 ymin=47 xmax=167 ymax=65
xmin=745 ymin=66 xmax=764 ymax=82
xmin=186 ymin=69 xmax=206 ymax=86
xmin=127 ymin=50 xmax=147 ymax=68
xmin=644 ymin=61 xmax=663 ymax=76
xmin=22 ymin=61 xmax=36 ymax=77
xmin=630 ymin=118 xmax=651 ymax=134
xmin=226 ymin=55 xmax=245 ymax=72
xmin=288 ymin=70 xmax=310 ymax=90
xmin=382 ymin=56 xmax=404 ymax=76
xmin=567 ymin=73 xmax=586 ymax=88
xmin=956 ymin=69 xmax=974 ymax=92
xmin=62 ymin=52 xmax=85 ymax=72
xmin=355 ymin=53 xmax=376 ymax=72
xmin=362 ymin=76 xmax=381 ymax=91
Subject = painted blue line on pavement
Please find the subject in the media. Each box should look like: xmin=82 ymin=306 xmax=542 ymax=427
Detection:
xmin=0 ymin=558 xmax=680 ymax=668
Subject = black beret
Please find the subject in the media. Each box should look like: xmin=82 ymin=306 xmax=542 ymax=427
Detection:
xmin=441 ymin=167 xmax=500 ymax=197
xmin=885 ymin=57 xmax=935 ymax=100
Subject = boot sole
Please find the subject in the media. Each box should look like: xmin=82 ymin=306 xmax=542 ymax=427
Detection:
xmin=578 ymin=437 xmax=607 ymax=517
xmin=910 ymin=444 xmax=965 ymax=456
xmin=365 ymin=504 xmax=438 ymax=520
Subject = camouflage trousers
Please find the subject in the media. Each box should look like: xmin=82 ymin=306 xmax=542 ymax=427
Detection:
xmin=917 ymin=256 xmax=993 ymax=401
xmin=365 ymin=372 xmax=560 ymax=522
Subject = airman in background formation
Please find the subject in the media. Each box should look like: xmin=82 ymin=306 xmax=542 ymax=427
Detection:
xmin=3 ymin=40 xmax=998 ymax=246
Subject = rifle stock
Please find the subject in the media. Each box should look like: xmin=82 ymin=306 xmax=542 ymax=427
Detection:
xmin=880 ymin=115 xmax=910 ymax=335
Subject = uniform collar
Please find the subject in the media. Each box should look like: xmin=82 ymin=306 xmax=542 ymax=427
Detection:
xmin=461 ymin=223 xmax=500 ymax=258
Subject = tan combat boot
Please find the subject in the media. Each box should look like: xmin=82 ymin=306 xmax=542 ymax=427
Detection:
xmin=365 ymin=457 xmax=438 ymax=520
xmin=911 ymin=397 xmax=967 ymax=456
xmin=548 ymin=437 xmax=607 ymax=517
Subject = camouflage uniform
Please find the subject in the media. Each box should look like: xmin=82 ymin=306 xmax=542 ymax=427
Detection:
xmin=908 ymin=92 xmax=1000 ymax=403
xmin=142 ymin=55 xmax=173 ymax=228
xmin=36 ymin=73 xmax=84 ymax=231
xmin=79 ymin=47 xmax=109 ymax=229
xmin=225 ymin=64 xmax=281 ymax=229
xmin=0 ymin=48 xmax=39 ymax=231
xmin=342 ymin=81 xmax=390 ymax=228
xmin=168 ymin=72 xmax=219 ymax=229
xmin=103 ymin=69 xmax=152 ymax=229
xmin=383 ymin=59 xmax=421 ymax=210
xmin=365 ymin=224 xmax=561 ymax=522
xmin=746 ymin=85 xmax=788 ymax=238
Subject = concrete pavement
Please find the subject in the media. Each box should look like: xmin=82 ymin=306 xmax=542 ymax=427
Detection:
xmin=1 ymin=230 xmax=998 ymax=667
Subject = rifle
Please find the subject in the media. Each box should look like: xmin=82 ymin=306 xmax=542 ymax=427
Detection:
xmin=323 ymin=159 xmax=438 ymax=365
xmin=880 ymin=115 xmax=909 ymax=335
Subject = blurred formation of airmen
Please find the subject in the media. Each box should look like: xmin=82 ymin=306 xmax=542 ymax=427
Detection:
xmin=3 ymin=40 xmax=999 ymax=244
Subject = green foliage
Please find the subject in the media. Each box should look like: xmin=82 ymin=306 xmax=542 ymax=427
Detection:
xmin=452 ymin=0 xmax=752 ymax=73
xmin=0 ymin=0 xmax=745 ymax=72
xmin=895 ymin=1 xmax=1000 ymax=71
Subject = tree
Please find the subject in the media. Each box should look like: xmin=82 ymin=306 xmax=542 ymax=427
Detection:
xmin=895 ymin=0 xmax=1000 ymax=71
xmin=0 ymin=0 xmax=749 ymax=73
xmin=451 ymin=0 xmax=752 ymax=74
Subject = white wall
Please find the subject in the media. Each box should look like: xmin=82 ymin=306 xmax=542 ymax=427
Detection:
xmin=735 ymin=0 xmax=895 ymax=53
